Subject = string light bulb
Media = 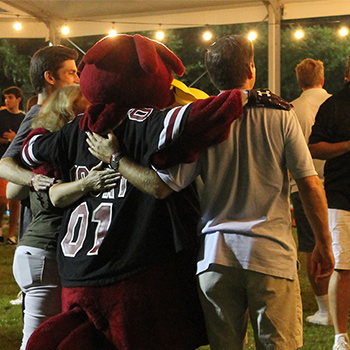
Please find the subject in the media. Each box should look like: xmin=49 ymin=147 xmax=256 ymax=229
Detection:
xmin=14 ymin=21 xmax=22 ymax=31
xmin=339 ymin=26 xmax=349 ymax=37
xmin=294 ymin=29 xmax=304 ymax=39
xmin=109 ymin=29 xmax=117 ymax=36
xmin=13 ymin=15 xmax=22 ymax=31
xmin=61 ymin=25 xmax=70 ymax=35
xmin=156 ymin=30 xmax=165 ymax=40
xmin=203 ymin=30 xmax=212 ymax=41
xmin=109 ymin=22 xmax=117 ymax=37
xmin=248 ymin=31 xmax=258 ymax=41
xmin=155 ymin=25 xmax=165 ymax=41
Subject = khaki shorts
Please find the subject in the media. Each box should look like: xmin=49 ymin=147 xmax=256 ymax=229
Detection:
xmin=198 ymin=264 xmax=303 ymax=350
xmin=328 ymin=208 xmax=350 ymax=270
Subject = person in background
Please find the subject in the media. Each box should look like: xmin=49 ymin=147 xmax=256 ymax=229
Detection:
xmin=0 ymin=86 xmax=25 ymax=244
xmin=309 ymin=56 xmax=350 ymax=350
xmin=26 ymin=95 xmax=38 ymax=113
xmin=290 ymin=58 xmax=332 ymax=326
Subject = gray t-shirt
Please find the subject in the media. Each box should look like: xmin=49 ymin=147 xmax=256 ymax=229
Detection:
xmin=158 ymin=103 xmax=317 ymax=280
xmin=2 ymin=104 xmax=41 ymax=238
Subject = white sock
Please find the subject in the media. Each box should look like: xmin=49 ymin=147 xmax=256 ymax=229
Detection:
xmin=315 ymin=294 xmax=330 ymax=314
xmin=335 ymin=333 xmax=349 ymax=344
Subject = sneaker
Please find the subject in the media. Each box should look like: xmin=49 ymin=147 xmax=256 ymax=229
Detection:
xmin=10 ymin=291 xmax=22 ymax=306
xmin=306 ymin=310 xmax=333 ymax=326
xmin=0 ymin=235 xmax=4 ymax=244
xmin=333 ymin=336 xmax=350 ymax=350
xmin=6 ymin=236 xmax=17 ymax=245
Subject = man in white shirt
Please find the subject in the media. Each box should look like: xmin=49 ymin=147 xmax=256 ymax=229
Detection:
xmin=290 ymin=58 xmax=332 ymax=326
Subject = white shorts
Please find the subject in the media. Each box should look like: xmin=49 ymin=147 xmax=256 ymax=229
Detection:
xmin=328 ymin=208 xmax=350 ymax=270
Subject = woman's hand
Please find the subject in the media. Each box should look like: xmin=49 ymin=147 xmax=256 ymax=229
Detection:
xmin=82 ymin=161 xmax=121 ymax=193
xmin=49 ymin=162 xmax=121 ymax=208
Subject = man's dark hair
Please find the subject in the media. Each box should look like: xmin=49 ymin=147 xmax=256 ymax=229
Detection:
xmin=3 ymin=86 xmax=23 ymax=99
xmin=30 ymin=45 xmax=79 ymax=94
xmin=205 ymin=35 xmax=254 ymax=90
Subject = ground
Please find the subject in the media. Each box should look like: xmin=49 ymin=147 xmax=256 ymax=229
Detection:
xmin=0 ymin=224 xmax=344 ymax=349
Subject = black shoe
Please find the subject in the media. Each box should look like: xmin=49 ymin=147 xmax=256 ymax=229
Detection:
xmin=0 ymin=235 xmax=4 ymax=244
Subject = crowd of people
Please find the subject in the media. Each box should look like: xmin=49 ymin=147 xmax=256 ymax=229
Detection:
xmin=0 ymin=32 xmax=349 ymax=350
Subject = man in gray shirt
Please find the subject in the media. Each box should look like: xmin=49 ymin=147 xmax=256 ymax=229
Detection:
xmin=0 ymin=45 xmax=80 ymax=239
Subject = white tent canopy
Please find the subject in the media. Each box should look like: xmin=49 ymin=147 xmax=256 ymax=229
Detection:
xmin=1 ymin=0 xmax=350 ymax=94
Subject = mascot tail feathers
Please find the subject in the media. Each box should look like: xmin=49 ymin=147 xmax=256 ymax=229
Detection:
xmin=26 ymin=307 xmax=87 ymax=350
xmin=57 ymin=318 xmax=116 ymax=350
xmin=26 ymin=306 xmax=116 ymax=350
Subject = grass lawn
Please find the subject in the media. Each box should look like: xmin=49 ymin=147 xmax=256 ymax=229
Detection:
xmin=0 ymin=228 xmax=343 ymax=349
xmin=0 ymin=244 xmax=23 ymax=350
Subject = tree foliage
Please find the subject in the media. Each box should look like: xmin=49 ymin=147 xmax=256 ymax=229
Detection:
xmin=0 ymin=39 xmax=31 ymax=92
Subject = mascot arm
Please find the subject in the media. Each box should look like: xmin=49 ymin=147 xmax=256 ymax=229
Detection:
xmin=21 ymin=128 xmax=51 ymax=169
xmin=21 ymin=128 xmax=62 ymax=178
xmin=151 ymin=89 xmax=243 ymax=170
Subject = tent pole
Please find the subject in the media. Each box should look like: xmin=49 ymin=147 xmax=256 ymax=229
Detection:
xmin=267 ymin=0 xmax=281 ymax=96
xmin=48 ymin=20 xmax=61 ymax=45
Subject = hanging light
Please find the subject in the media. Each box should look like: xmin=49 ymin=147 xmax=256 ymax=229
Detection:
xmin=202 ymin=26 xmax=213 ymax=41
xmin=155 ymin=25 xmax=165 ymax=41
xmin=339 ymin=26 xmax=349 ymax=37
xmin=294 ymin=29 xmax=304 ymax=40
xmin=248 ymin=31 xmax=258 ymax=41
xmin=109 ymin=29 xmax=117 ymax=37
xmin=203 ymin=31 xmax=212 ymax=41
xmin=202 ymin=24 xmax=213 ymax=41
xmin=109 ymin=22 xmax=117 ymax=37
xmin=14 ymin=21 xmax=22 ymax=31
xmin=61 ymin=24 xmax=70 ymax=35
xmin=13 ymin=15 xmax=22 ymax=31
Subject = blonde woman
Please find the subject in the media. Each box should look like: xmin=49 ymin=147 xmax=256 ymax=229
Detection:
xmin=8 ymin=85 xmax=120 ymax=350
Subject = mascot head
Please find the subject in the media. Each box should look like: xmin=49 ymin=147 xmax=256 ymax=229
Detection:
xmin=78 ymin=34 xmax=185 ymax=133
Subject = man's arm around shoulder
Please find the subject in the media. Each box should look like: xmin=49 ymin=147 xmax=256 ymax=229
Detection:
xmin=118 ymin=157 xmax=173 ymax=199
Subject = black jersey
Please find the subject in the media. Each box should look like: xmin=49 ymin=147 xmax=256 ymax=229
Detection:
xmin=23 ymin=106 xmax=200 ymax=287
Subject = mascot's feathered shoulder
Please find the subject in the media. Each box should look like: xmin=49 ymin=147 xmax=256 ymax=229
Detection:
xmin=247 ymin=89 xmax=292 ymax=111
